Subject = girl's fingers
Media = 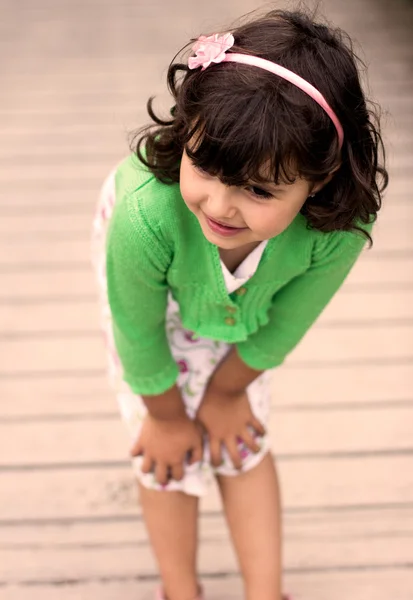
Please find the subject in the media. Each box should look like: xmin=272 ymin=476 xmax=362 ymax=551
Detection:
xmin=155 ymin=462 xmax=168 ymax=486
xmin=241 ymin=428 xmax=261 ymax=453
xmin=209 ymin=438 xmax=223 ymax=468
xmin=170 ymin=462 xmax=184 ymax=481
xmin=188 ymin=443 xmax=203 ymax=465
xmin=225 ymin=438 xmax=243 ymax=470
xmin=141 ymin=453 xmax=154 ymax=474
xmin=130 ymin=438 xmax=143 ymax=457
xmin=250 ymin=417 xmax=266 ymax=437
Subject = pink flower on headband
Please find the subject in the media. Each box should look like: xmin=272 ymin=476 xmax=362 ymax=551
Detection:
xmin=188 ymin=32 xmax=235 ymax=70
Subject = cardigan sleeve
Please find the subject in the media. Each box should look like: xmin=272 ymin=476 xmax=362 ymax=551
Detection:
xmin=236 ymin=226 xmax=372 ymax=371
xmin=106 ymin=192 xmax=179 ymax=395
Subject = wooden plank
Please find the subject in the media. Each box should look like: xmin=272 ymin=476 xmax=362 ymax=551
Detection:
xmin=1 ymin=574 xmax=413 ymax=600
xmin=0 ymin=214 xmax=91 ymax=236
xmin=0 ymin=418 xmax=128 ymax=465
xmin=0 ymin=148 xmax=408 ymax=187
xmin=1 ymin=407 xmax=412 ymax=465
xmin=0 ymin=188 xmax=107 ymax=208
xmin=1 ymin=59 xmax=411 ymax=88
xmin=1 ymin=54 xmax=411 ymax=88
xmin=0 ymin=336 xmax=106 ymax=374
xmin=0 ymin=301 xmax=101 ymax=333
xmin=378 ymin=202 xmax=413 ymax=221
xmin=0 ymin=375 xmax=113 ymax=416
xmin=0 ymin=79 xmax=411 ymax=112
xmin=287 ymin=571 xmax=413 ymax=600
xmin=0 ymin=148 xmax=124 ymax=169
xmin=0 ymin=162 xmax=123 ymax=185
xmin=3 ymin=505 xmax=412 ymax=547
xmin=0 ymin=241 xmax=94 ymax=267
xmin=1 ymin=324 xmax=412 ymax=375
xmin=0 ymin=112 xmax=148 ymax=135
xmin=372 ymin=224 xmax=413 ymax=253
xmin=2 ymin=96 xmax=410 ymax=130
xmin=2 ymin=98 xmax=376 ymax=127
xmin=1 ymin=256 xmax=412 ymax=304
xmin=0 ymin=221 xmax=411 ymax=263
xmin=0 ymin=187 xmax=410 ymax=213
xmin=0 ymin=104 xmax=146 ymax=118
xmin=0 ymin=510 xmax=412 ymax=580
xmin=1 ymin=455 xmax=412 ymax=519
xmin=1 ymin=196 xmax=412 ymax=233
xmin=319 ymin=288 xmax=413 ymax=323
xmin=2 ymin=361 xmax=411 ymax=419
xmin=0 ymin=122 xmax=132 ymax=138
xmin=1 ymin=288 xmax=413 ymax=335
xmin=0 ymin=199 xmax=411 ymax=255
xmin=341 ymin=257 xmax=413 ymax=287
xmin=0 ymin=270 xmax=96 ymax=299
xmin=271 ymin=364 xmax=413 ymax=407
xmin=0 ymin=132 xmax=128 ymax=157
xmin=0 ymin=260 xmax=411 ymax=305
xmin=289 ymin=323 xmax=413 ymax=364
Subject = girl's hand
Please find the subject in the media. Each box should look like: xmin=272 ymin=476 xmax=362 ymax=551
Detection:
xmin=196 ymin=385 xmax=266 ymax=470
xmin=130 ymin=414 xmax=204 ymax=486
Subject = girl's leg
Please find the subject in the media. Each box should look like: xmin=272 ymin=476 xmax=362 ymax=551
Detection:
xmin=216 ymin=453 xmax=283 ymax=600
xmin=139 ymin=483 xmax=200 ymax=600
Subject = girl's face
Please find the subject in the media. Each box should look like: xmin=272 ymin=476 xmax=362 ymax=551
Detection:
xmin=180 ymin=148 xmax=314 ymax=249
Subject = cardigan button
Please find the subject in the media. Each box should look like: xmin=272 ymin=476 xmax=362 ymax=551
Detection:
xmin=224 ymin=316 xmax=236 ymax=326
xmin=225 ymin=305 xmax=237 ymax=314
xmin=235 ymin=286 xmax=247 ymax=296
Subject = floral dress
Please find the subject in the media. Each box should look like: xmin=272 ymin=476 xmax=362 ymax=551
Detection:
xmin=92 ymin=170 xmax=274 ymax=497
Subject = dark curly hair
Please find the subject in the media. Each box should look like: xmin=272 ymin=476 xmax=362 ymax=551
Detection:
xmin=132 ymin=8 xmax=388 ymax=242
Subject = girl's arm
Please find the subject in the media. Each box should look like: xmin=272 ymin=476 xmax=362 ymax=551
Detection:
xmin=107 ymin=193 xmax=204 ymax=482
xmin=131 ymin=384 xmax=204 ymax=485
xmin=140 ymin=385 xmax=187 ymax=420
xmin=196 ymin=228 xmax=371 ymax=469
xmin=106 ymin=192 xmax=179 ymax=396
xmin=206 ymin=227 xmax=371 ymax=394
xmin=196 ymin=350 xmax=265 ymax=469
xmin=207 ymin=346 xmax=263 ymax=394
xmin=235 ymin=226 xmax=372 ymax=372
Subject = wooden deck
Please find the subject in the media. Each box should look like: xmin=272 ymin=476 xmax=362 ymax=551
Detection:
xmin=1 ymin=0 xmax=412 ymax=598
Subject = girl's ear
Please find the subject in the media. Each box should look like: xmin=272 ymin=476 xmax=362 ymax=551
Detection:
xmin=311 ymin=164 xmax=341 ymax=195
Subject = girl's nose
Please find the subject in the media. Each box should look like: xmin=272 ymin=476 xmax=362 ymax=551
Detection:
xmin=205 ymin=182 xmax=237 ymax=220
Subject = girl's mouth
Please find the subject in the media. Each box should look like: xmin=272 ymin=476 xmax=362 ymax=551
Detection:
xmin=204 ymin=215 xmax=248 ymax=237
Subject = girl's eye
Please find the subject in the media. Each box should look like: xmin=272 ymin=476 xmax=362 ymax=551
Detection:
xmin=246 ymin=186 xmax=273 ymax=200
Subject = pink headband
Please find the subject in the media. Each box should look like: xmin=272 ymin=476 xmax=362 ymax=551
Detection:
xmin=188 ymin=33 xmax=344 ymax=150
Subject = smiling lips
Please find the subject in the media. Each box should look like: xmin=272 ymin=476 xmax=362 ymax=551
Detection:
xmin=205 ymin=215 xmax=248 ymax=237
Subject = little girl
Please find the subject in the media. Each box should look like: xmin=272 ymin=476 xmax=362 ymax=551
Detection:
xmin=92 ymin=8 xmax=387 ymax=600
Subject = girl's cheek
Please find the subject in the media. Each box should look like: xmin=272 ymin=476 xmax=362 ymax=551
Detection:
xmin=180 ymin=179 xmax=197 ymax=207
xmin=252 ymin=206 xmax=293 ymax=237
xmin=250 ymin=205 xmax=280 ymax=230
